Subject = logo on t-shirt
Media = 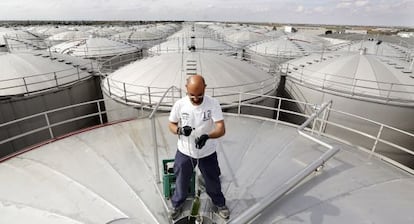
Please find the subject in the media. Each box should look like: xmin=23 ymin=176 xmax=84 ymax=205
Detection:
xmin=202 ymin=110 xmax=211 ymax=121
xmin=182 ymin=112 xmax=190 ymax=122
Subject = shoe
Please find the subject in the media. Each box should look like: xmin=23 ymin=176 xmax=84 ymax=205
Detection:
xmin=216 ymin=205 xmax=230 ymax=219
xmin=169 ymin=205 xmax=183 ymax=220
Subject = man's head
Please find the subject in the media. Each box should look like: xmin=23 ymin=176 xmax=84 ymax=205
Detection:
xmin=186 ymin=75 xmax=206 ymax=105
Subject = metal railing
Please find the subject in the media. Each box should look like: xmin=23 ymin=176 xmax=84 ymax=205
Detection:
xmin=53 ymin=44 xmax=141 ymax=59
xmin=1 ymin=90 xmax=412 ymax=224
xmin=147 ymin=36 xmax=235 ymax=54
xmin=0 ymin=61 xmax=96 ymax=96
xmin=98 ymin=50 xmax=143 ymax=73
xmin=98 ymin=48 xmax=279 ymax=109
xmin=101 ymin=75 xmax=277 ymax=110
xmin=3 ymin=33 xmax=47 ymax=51
xmin=148 ymin=86 xmax=181 ymax=183
xmin=322 ymin=108 xmax=414 ymax=172
xmin=3 ymin=90 xmax=409 ymax=170
xmin=231 ymin=91 xmax=414 ymax=173
xmin=280 ymin=63 xmax=414 ymax=104
xmin=0 ymin=97 xmax=153 ymax=160
xmin=229 ymin=99 xmax=340 ymax=224
xmin=0 ymin=99 xmax=105 ymax=146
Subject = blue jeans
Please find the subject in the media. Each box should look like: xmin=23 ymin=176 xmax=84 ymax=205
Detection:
xmin=171 ymin=150 xmax=225 ymax=208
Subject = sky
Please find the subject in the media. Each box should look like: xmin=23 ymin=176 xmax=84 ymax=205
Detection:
xmin=0 ymin=0 xmax=413 ymax=27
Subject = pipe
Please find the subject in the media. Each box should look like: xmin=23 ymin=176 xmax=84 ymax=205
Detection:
xmin=228 ymin=146 xmax=339 ymax=224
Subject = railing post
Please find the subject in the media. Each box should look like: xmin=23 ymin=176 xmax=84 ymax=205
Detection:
xmin=140 ymin=94 xmax=144 ymax=115
xmin=371 ymin=125 xmax=384 ymax=153
xmin=22 ymin=77 xmax=29 ymax=94
xmin=276 ymin=97 xmax=282 ymax=122
xmin=261 ymin=82 xmax=264 ymax=95
xmin=320 ymin=103 xmax=331 ymax=134
xmin=386 ymin=83 xmax=394 ymax=101
xmin=237 ymin=92 xmax=242 ymax=115
xmin=107 ymin=78 xmax=111 ymax=96
xmin=351 ymin=78 xmax=357 ymax=95
xmin=311 ymin=115 xmax=317 ymax=134
xmin=123 ymin=82 xmax=127 ymax=103
xmin=322 ymin=73 xmax=327 ymax=89
xmin=54 ymin=72 xmax=58 ymax=87
xmin=97 ymin=101 xmax=103 ymax=124
xmin=44 ymin=113 xmax=54 ymax=139
xmin=147 ymin=87 xmax=152 ymax=105
xmin=318 ymin=104 xmax=328 ymax=135
xmin=311 ymin=104 xmax=320 ymax=134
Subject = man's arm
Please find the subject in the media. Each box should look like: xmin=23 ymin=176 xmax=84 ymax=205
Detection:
xmin=169 ymin=122 xmax=179 ymax=135
xmin=208 ymin=120 xmax=225 ymax=139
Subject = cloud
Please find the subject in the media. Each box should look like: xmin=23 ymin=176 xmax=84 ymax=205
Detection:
xmin=0 ymin=0 xmax=411 ymax=26
xmin=295 ymin=5 xmax=304 ymax=12
xmin=355 ymin=0 xmax=369 ymax=7
xmin=336 ymin=1 xmax=352 ymax=9
xmin=313 ymin=6 xmax=325 ymax=13
xmin=336 ymin=0 xmax=369 ymax=9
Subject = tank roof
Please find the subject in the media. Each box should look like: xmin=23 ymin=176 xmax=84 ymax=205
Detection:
xmin=51 ymin=37 xmax=140 ymax=58
xmin=0 ymin=51 xmax=95 ymax=95
xmin=283 ymin=51 xmax=414 ymax=102
xmin=0 ymin=114 xmax=412 ymax=223
xmin=103 ymin=51 xmax=276 ymax=106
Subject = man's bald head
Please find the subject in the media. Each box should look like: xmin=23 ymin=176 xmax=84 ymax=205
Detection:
xmin=186 ymin=75 xmax=206 ymax=87
xmin=186 ymin=75 xmax=206 ymax=105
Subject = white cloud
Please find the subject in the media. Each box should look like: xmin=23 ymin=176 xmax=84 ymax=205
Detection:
xmin=336 ymin=1 xmax=353 ymax=9
xmin=355 ymin=0 xmax=369 ymax=7
xmin=295 ymin=5 xmax=304 ymax=12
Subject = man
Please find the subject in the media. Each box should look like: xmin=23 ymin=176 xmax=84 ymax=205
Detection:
xmin=168 ymin=75 xmax=229 ymax=220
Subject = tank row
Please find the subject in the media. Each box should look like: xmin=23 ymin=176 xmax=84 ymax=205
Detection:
xmin=0 ymin=21 xmax=413 ymax=162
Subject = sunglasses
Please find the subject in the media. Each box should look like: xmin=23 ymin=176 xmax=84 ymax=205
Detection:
xmin=187 ymin=94 xmax=204 ymax=99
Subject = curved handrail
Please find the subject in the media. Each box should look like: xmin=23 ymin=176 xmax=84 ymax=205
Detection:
xmin=149 ymin=86 xmax=180 ymax=119
xmin=148 ymin=85 xmax=181 ymax=183
xmin=229 ymin=100 xmax=340 ymax=224
xmin=297 ymin=100 xmax=334 ymax=149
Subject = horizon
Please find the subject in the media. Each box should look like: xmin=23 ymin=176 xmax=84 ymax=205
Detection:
xmin=0 ymin=0 xmax=413 ymax=27
xmin=0 ymin=19 xmax=412 ymax=29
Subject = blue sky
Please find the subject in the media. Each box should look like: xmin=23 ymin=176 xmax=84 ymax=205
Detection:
xmin=0 ymin=0 xmax=413 ymax=27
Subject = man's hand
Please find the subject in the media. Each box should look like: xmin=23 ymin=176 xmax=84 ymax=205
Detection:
xmin=195 ymin=134 xmax=209 ymax=149
xmin=177 ymin=126 xmax=193 ymax=136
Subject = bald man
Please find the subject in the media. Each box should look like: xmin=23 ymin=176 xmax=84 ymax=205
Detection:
xmin=168 ymin=75 xmax=229 ymax=220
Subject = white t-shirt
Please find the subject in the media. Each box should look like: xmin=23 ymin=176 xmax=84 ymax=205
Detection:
xmin=169 ymin=95 xmax=224 ymax=158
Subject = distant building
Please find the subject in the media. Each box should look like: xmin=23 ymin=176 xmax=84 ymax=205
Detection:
xmin=294 ymin=26 xmax=327 ymax=35
xmin=284 ymin=26 xmax=297 ymax=33
xmin=397 ymin=32 xmax=414 ymax=38
xmin=345 ymin=29 xmax=368 ymax=34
